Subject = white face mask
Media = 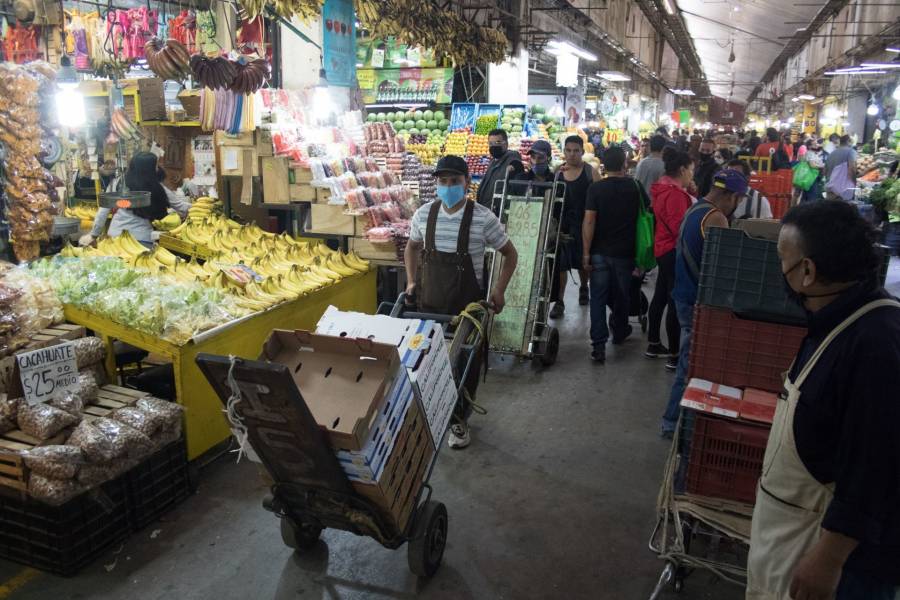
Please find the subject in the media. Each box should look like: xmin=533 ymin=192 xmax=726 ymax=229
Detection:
xmin=824 ymin=141 xmax=836 ymax=153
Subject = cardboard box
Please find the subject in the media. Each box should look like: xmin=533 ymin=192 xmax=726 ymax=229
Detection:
xmin=215 ymin=131 xmax=255 ymax=147
xmin=681 ymin=378 xmax=743 ymax=418
xmin=733 ymin=219 xmax=782 ymax=241
xmin=741 ymin=388 xmax=779 ymax=424
xmin=316 ymin=308 xmax=457 ymax=445
xmin=351 ymin=397 xmax=435 ymax=532
xmin=261 ymin=156 xmax=291 ymax=205
xmin=308 ymin=203 xmax=356 ymax=235
xmin=136 ymin=77 xmax=166 ymax=121
xmin=335 ymin=373 xmax=415 ymax=482
xmin=260 ymin=330 xmax=406 ymax=451
xmin=350 ymin=237 xmax=398 ymax=262
xmin=289 ymin=184 xmax=316 ymax=202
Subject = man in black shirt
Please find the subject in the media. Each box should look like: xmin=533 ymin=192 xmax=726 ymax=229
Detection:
xmin=747 ymin=201 xmax=900 ymax=600
xmin=693 ymin=137 xmax=718 ymax=197
xmin=581 ymin=145 xmax=645 ymax=363
xmin=476 ymin=128 xmax=524 ymax=213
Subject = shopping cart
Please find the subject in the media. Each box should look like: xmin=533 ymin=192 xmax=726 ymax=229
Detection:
xmin=647 ymin=411 xmax=752 ymax=598
xmin=485 ymin=173 xmax=566 ymax=367
xmin=195 ymin=300 xmax=490 ymax=578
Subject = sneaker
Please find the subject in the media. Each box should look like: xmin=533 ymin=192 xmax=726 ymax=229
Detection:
xmin=612 ymin=324 xmax=633 ymax=345
xmin=591 ymin=348 xmax=606 ymax=363
xmin=665 ymin=356 xmax=678 ymax=372
xmin=448 ymin=423 xmax=471 ymax=449
xmin=579 ymin=286 xmax=589 ymax=306
xmin=549 ymin=301 xmax=565 ymax=319
xmin=645 ymin=343 xmax=670 ymax=358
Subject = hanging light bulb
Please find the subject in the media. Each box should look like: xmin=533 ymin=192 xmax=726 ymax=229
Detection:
xmin=893 ymin=84 xmax=900 ymax=100
xmin=867 ymin=102 xmax=880 ymax=116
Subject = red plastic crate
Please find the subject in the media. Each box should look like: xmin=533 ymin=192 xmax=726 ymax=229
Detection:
xmin=685 ymin=413 xmax=770 ymax=504
xmin=689 ymin=306 xmax=806 ymax=393
xmin=769 ymin=195 xmax=790 ymax=220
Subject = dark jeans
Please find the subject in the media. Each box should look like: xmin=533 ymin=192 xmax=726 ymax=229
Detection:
xmin=662 ymin=299 xmax=695 ymax=432
xmin=589 ymin=254 xmax=634 ymax=348
xmin=837 ymin=569 xmax=898 ymax=600
xmin=648 ymin=249 xmax=679 ymax=353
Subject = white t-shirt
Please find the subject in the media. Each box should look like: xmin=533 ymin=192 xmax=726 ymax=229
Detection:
xmin=735 ymin=190 xmax=773 ymax=220
xmin=409 ymin=201 xmax=510 ymax=287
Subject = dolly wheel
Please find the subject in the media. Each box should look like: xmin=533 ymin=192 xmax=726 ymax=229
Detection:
xmin=408 ymin=501 xmax=448 ymax=577
xmin=534 ymin=327 xmax=560 ymax=367
xmin=280 ymin=517 xmax=322 ymax=552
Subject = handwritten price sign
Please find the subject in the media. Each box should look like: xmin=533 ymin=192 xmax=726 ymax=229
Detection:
xmin=16 ymin=342 xmax=79 ymax=405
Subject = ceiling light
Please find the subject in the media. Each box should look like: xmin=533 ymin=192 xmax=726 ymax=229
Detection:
xmin=859 ymin=62 xmax=900 ymax=69
xmin=795 ymin=27 xmax=806 ymax=32
xmin=788 ymin=117 xmax=796 ymax=124
xmin=825 ymin=70 xmax=887 ymax=76
xmin=547 ymin=40 xmax=597 ymax=62
xmin=663 ymin=0 xmax=675 ymax=15
xmin=893 ymin=84 xmax=900 ymax=100
xmin=798 ymin=94 xmax=815 ymax=100
xmin=791 ymin=97 xmax=800 ymax=102
xmin=671 ymin=89 xmax=695 ymax=96
xmin=598 ymin=71 xmax=630 ymax=82
xmin=887 ymin=47 xmax=900 ymax=53
xmin=732 ymin=5 xmax=740 ymax=11
xmin=867 ymin=102 xmax=880 ymax=116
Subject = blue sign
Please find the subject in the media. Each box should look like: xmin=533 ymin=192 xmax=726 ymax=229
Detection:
xmin=322 ymin=0 xmax=356 ymax=87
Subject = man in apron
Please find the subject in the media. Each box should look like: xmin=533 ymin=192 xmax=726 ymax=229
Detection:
xmin=747 ymin=200 xmax=900 ymax=600
xmin=404 ymin=155 xmax=519 ymax=449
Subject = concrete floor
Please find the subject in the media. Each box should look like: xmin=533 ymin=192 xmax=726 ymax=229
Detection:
xmin=13 ymin=257 xmax=900 ymax=600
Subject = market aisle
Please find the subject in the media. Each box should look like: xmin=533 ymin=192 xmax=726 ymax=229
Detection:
xmin=2 ymin=281 xmax=752 ymax=600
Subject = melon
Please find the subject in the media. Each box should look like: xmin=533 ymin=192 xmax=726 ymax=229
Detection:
xmin=405 ymin=120 xmax=416 ymax=130
xmin=375 ymin=113 xmax=386 ymax=122
xmin=434 ymin=110 xmax=445 ymax=121
xmin=424 ymin=110 xmax=434 ymax=120
xmin=366 ymin=113 xmax=377 ymax=122
xmin=440 ymin=119 xmax=450 ymax=129
xmin=531 ymin=104 xmax=546 ymax=115
xmin=424 ymin=120 xmax=435 ymax=130
xmin=409 ymin=128 xmax=420 ymax=135
xmin=413 ymin=110 xmax=424 ymax=119
xmin=416 ymin=119 xmax=427 ymax=129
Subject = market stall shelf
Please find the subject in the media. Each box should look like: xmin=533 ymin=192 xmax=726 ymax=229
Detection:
xmin=62 ymin=270 xmax=376 ymax=460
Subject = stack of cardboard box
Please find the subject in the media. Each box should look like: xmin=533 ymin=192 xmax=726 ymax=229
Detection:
xmin=259 ymin=307 xmax=456 ymax=532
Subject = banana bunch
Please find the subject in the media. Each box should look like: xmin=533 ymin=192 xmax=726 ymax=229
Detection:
xmin=152 ymin=212 xmax=182 ymax=231
xmin=185 ymin=196 xmax=221 ymax=222
xmin=354 ymin=0 xmax=508 ymax=66
xmin=64 ymin=204 xmax=99 ymax=221
xmin=110 ymin=108 xmax=140 ymax=141
xmin=239 ymin=0 xmax=323 ymax=20
xmin=144 ymin=38 xmax=192 ymax=81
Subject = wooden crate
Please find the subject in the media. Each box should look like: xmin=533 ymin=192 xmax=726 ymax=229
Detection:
xmin=290 ymin=184 xmax=316 ymax=203
xmin=314 ymin=187 xmax=332 ymax=204
xmin=0 ymin=385 xmax=148 ymax=494
xmin=261 ymin=156 xmax=291 ymax=205
xmin=288 ymin=165 xmax=314 ymax=184
xmin=308 ymin=204 xmax=356 ymax=235
xmin=350 ymin=237 xmax=400 ymax=262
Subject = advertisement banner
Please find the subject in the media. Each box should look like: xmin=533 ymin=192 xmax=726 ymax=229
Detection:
xmin=322 ymin=0 xmax=356 ymax=87
xmin=357 ymin=68 xmax=454 ymax=104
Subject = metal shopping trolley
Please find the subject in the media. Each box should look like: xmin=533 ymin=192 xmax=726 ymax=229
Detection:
xmin=195 ymin=300 xmax=490 ymax=578
xmin=485 ymin=173 xmax=566 ymax=367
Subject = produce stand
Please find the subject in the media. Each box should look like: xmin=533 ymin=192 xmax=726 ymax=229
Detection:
xmin=62 ymin=270 xmax=376 ymax=460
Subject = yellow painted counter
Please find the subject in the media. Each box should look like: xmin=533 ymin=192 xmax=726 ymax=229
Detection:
xmin=64 ymin=270 xmax=376 ymax=460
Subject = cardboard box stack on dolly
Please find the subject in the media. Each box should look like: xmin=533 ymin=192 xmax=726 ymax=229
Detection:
xmin=197 ymin=301 xmax=487 ymax=578
xmin=649 ymin=220 xmax=810 ymax=597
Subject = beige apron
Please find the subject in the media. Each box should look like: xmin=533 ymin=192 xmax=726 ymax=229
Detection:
xmin=746 ymin=299 xmax=900 ymax=600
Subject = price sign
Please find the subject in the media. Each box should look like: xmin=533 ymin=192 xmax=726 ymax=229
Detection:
xmin=16 ymin=342 xmax=79 ymax=405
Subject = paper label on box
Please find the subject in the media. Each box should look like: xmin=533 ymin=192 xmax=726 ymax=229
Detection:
xmin=222 ymin=148 xmax=239 ymax=171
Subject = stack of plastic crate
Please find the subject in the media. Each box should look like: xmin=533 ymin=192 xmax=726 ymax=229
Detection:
xmin=749 ymin=170 xmax=793 ymax=220
xmin=678 ymin=227 xmax=807 ymax=505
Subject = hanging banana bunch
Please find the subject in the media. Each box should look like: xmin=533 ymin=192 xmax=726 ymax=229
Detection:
xmin=240 ymin=0 xmax=324 ymax=20
xmin=354 ymin=0 xmax=509 ymax=66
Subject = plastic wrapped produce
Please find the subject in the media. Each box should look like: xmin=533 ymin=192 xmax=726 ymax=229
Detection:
xmin=67 ymin=420 xmax=116 ymax=462
xmin=113 ymin=406 xmax=162 ymax=437
xmin=0 ymin=267 xmax=64 ymax=357
xmin=23 ymin=445 xmax=83 ymax=479
xmin=92 ymin=417 xmax=153 ymax=459
xmin=50 ymin=371 xmax=97 ymax=416
xmin=17 ymin=401 xmax=79 ymax=440
xmin=28 ymin=474 xmax=82 ymax=505
xmin=136 ymin=396 xmax=184 ymax=429
xmin=70 ymin=337 xmax=106 ymax=368
xmin=77 ymin=462 xmax=119 ymax=487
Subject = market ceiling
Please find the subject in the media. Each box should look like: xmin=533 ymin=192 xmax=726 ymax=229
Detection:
xmin=674 ymin=0 xmax=829 ymax=103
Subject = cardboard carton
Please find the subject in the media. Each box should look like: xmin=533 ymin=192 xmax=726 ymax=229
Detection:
xmin=316 ymin=308 xmax=457 ymax=444
xmin=259 ymin=330 xmax=405 ymax=451
xmin=681 ymin=378 xmax=743 ymax=419
xmin=741 ymin=388 xmax=779 ymax=424
xmin=733 ymin=219 xmax=782 ymax=242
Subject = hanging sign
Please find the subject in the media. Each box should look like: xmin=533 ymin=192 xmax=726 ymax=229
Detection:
xmin=357 ymin=68 xmax=454 ymax=104
xmin=16 ymin=342 xmax=79 ymax=405
xmin=322 ymin=0 xmax=356 ymax=87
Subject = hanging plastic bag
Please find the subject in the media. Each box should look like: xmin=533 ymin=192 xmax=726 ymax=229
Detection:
xmin=633 ymin=180 xmax=656 ymax=271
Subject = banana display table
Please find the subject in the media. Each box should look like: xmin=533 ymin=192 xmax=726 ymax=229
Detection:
xmin=64 ymin=270 xmax=376 ymax=460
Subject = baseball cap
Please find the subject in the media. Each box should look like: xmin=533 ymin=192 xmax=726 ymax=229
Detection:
xmin=528 ymin=140 xmax=552 ymax=157
xmin=433 ymin=155 xmax=468 ymax=177
xmin=712 ymin=169 xmax=749 ymax=196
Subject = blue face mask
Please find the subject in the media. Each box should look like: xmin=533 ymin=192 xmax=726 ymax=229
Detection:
xmin=437 ymin=184 xmax=466 ymax=208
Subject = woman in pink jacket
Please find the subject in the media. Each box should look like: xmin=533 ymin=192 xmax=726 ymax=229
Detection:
xmin=646 ymin=148 xmax=695 ymax=370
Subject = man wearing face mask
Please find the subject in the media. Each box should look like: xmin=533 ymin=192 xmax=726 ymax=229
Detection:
xmin=747 ymin=200 xmax=900 ymax=600
xmin=476 ymin=128 xmax=524 ymax=213
xmin=693 ymin=138 xmax=719 ymax=198
xmin=660 ymin=169 xmax=747 ymax=437
xmin=405 ymin=155 xmax=519 ymax=449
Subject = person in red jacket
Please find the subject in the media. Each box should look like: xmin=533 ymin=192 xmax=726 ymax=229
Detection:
xmin=646 ymin=147 xmax=695 ymax=370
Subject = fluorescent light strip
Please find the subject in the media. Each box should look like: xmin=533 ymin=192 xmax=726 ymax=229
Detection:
xmin=547 ymin=40 xmax=597 ymax=62
xmin=824 ymin=70 xmax=887 ymax=76
xmin=798 ymin=94 xmax=816 ymax=100
xmin=887 ymin=48 xmax=900 ymax=53
xmin=860 ymin=63 xmax=900 ymax=69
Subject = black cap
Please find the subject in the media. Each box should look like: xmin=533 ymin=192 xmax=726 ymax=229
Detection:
xmin=434 ymin=155 xmax=468 ymax=178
